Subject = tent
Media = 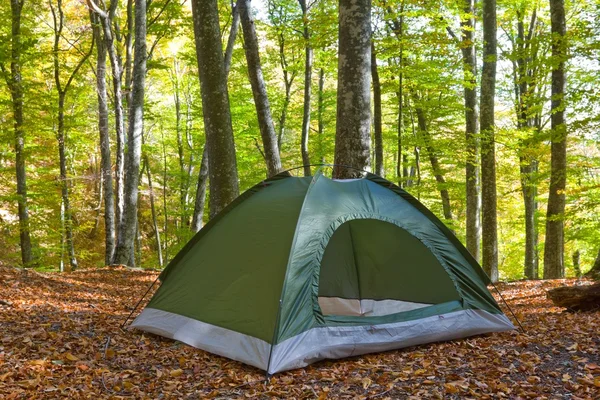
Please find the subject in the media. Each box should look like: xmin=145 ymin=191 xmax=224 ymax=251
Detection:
xmin=132 ymin=168 xmax=514 ymax=374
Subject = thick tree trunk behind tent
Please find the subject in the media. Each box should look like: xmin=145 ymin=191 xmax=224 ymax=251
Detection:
xmin=91 ymin=13 xmax=115 ymax=266
xmin=113 ymin=0 xmax=146 ymax=266
xmin=414 ymin=106 xmax=454 ymax=222
xmin=333 ymin=0 xmax=371 ymax=179
xmin=461 ymin=0 xmax=481 ymax=261
xmin=544 ymin=0 xmax=568 ymax=279
xmin=238 ymin=0 xmax=282 ymax=177
xmin=371 ymin=42 xmax=384 ymax=177
xmin=192 ymin=0 xmax=239 ymax=218
xmin=9 ymin=0 xmax=33 ymax=266
xmin=480 ymin=0 xmax=499 ymax=282
xmin=299 ymin=0 xmax=312 ymax=177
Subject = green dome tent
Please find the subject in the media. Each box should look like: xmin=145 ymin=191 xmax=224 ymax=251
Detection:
xmin=132 ymin=168 xmax=514 ymax=374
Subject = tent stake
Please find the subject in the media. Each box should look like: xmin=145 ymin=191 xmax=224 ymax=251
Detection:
xmin=490 ymin=281 xmax=526 ymax=333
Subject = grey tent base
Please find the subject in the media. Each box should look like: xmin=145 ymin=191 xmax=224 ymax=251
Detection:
xmin=132 ymin=307 xmax=513 ymax=374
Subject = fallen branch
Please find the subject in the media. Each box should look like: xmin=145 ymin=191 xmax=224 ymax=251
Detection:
xmin=547 ymin=282 xmax=600 ymax=311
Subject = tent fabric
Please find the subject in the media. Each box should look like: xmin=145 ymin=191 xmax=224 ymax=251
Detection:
xmin=132 ymin=170 xmax=514 ymax=374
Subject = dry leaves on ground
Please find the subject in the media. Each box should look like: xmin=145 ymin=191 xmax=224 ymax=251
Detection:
xmin=0 ymin=266 xmax=599 ymax=399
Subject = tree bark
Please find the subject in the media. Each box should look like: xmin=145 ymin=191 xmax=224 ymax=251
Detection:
xmin=585 ymin=249 xmax=600 ymax=280
xmin=192 ymin=0 xmax=239 ymax=218
xmin=191 ymin=145 xmax=209 ymax=232
xmin=143 ymin=155 xmax=163 ymax=267
xmin=113 ymin=0 xmax=146 ymax=266
xmin=91 ymin=12 xmax=115 ymax=266
xmin=333 ymin=0 xmax=371 ymax=179
xmin=414 ymin=106 xmax=454 ymax=221
xmin=544 ymin=0 xmax=568 ymax=279
xmin=480 ymin=0 xmax=499 ymax=282
xmin=317 ymin=68 xmax=325 ymax=163
xmin=275 ymin=28 xmax=296 ymax=153
xmin=238 ymin=0 xmax=282 ymax=177
xmin=547 ymin=283 xmax=600 ymax=311
xmin=371 ymin=42 xmax=384 ymax=177
xmin=299 ymin=0 xmax=312 ymax=176
xmin=9 ymin=0 xmax=33 ymax=266
xmin=460 ymin=0 xmax=481 ymax=261
xmin=223 ymin=3 xmax=240 ymax=78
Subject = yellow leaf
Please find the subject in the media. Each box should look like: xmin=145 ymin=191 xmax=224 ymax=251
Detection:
xmin=444 ymin=383 xmax=459 ymax=394
xmin=414 ymin=369 xmax=427 ymax=376
xmin=594 ymin=377 xmax=600 ymax=388
xmin=105 ymin=348 xmax=115 ymax=359
xmin=65 ymin=353 xmax=79 ymax=361
xmin=179 ymin=356 xmax=186 ymax=368
xmin=362 ymin=377 xmax=371 ymax=389
xmin=566 ymin=343 xmax=578 ymax=351
xmin=562 ymin=374 xmax=571 ymax=381
xmin=123 ymin=381 xmax=134 ymax=390
xmin=28 ymin=359 xmax=46 ymax=366
xmin=0 ymin=372 xmax=13 ymax=381
xmin=170 ymin=368 xmax=184 ymax=377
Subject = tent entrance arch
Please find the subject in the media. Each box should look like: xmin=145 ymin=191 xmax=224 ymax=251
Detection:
xmin=316 ymin=217 xmax=460 ymax=317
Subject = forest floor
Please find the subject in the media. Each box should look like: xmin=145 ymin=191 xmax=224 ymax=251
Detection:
xmin=0 ymin=266 xmax=599 ymax=399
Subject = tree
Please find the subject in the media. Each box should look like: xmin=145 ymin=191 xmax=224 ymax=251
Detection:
xmin=299 ymin=0 xmax=312 ymax=176
xmin=3 ymin=0 xmax=33 ymax=266
xmin=460 ymin=0 xmax=481 ymax=261
xmin=191 ymin=0 xmax=239 ymax=218
xmin=50 ymin=0 xmax=94 ymax=271
xmin=239 ymin=0 xmax=282 ymax=177
xmin=544 ymin=0 xmax=568 ymax=279
xmin=90 ymin=12 xmax=115 ymax=266
xmin=87 ymin=0 xmax=126 ymax=234
xmin=113 ymin=0 xmax=147 ymax=266
xmin=480 ymin=0 xmax=499 ymax=282
xmin=333 ymin=0 xmax=371 ymax=179
xmin=371 ymin=41 xmax=384 ymax=177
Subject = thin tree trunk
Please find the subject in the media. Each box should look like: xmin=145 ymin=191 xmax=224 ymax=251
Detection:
xmin=275 ymin=30 xmax=295 ymax=153
xmin=414 ymin=106 xmax=454 ymax=221
xmin=223 ymin=2 xmax=240 ymax=78
xmin=124 ymin=0 xmax=134 ymax=107
xmin=9 ymin=0 xmax=33 ymax=266
xmin=544 ymin=0 xmax=567 ymax=279
xmin=371 ymin=42 xmax=384 ymax=177
xmin=172 ymin=60 xmax=187 ymax=228
xmin=192 ymin=0 xmax=239 ymax=218
xmin=51 ymin=0 xmax=92 ymax=271
xmin=317 ymin=68 xmax=325 ymax=163
xmin=191 ymin=145 xmax=209 ymax=232
xmin=91 ymin=12 xmax=115 ymax=266
xmin=113 ymin=0 xmax=146 ymax=266
xmin=461 ymin=0 xmax=481 ymax=261
xmin=480 ymin=0 xmax=499 ymax=282
xmin=585 ymin=249 xmax=600 ymax=279
xmin=333 ymin=0 xmax=371 ymax=179
xmin=299 ymin=0 xmax=312 ymax=176
xmin=238 ymin=0 xmax=282 ymax=177
xmin=143 ymin=156 xmax=163 ymax=267
xmin=88 ymin=0 xmax=126 ymax=233
xmin=161 ymin=129 xmax=169 ymax=264
xmin=397 ymin=68 xmax=405 ymax=187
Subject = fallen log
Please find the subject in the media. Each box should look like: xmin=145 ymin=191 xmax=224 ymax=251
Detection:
xmin=547 ymin=282 xmax=600 ymax=311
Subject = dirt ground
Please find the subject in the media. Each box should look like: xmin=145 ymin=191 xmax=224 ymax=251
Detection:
xmin=0 ymin=266 xmax=598 ymax=399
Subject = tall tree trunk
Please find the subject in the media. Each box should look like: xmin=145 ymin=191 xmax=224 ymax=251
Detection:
xmin=124 ymin=0 xmax=134 ymax=107
xmin=113 ymin=0 xmax=146 ymax=266
xmin=51 ymin=0 xmax=91 ymax=271
xmin=88 ymin=0 xmax=126 ymax=233
xmin=317 ymin=68 xmax=325 ymax=163
xmin=91 ymin=12 xmax=115 ymax=266
xmin=480 ymin=0 xmax=499 ymax=282
xmin=371 ymin=42 xmax=384 ymax=177
xmin=191 ymin=145 xmax=209 ymax=232
xmin=414 ymin=106 xmax=454 ymax=221
xmin=397 ymin=68 xmax=404 ymax=187
xmin=238 ymin=0 xmax=282 ymax=177
xmin=275 ymin=29 xmax=295 ymax=152
xmin=333 ymin=0 xmax=371 ymax=179
xmin=172 ymin=61 xmax=187 ymax=228
xmin=192 ymin=0 xmax=239 ymax=218
xmin=461 ymin=0 xmax=481 ymax=261
xmin=299 ymin=0 xmax=312 ymax=176
xmin=544 ymin=0 xmax=567 ymax=279
xmin=9 ymin=0 xmax=33 ymax=266
xmin=143 ymin=156 xmax=163 ymax=267
xmin=223 ymin=2 xmax=240 ymax=77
